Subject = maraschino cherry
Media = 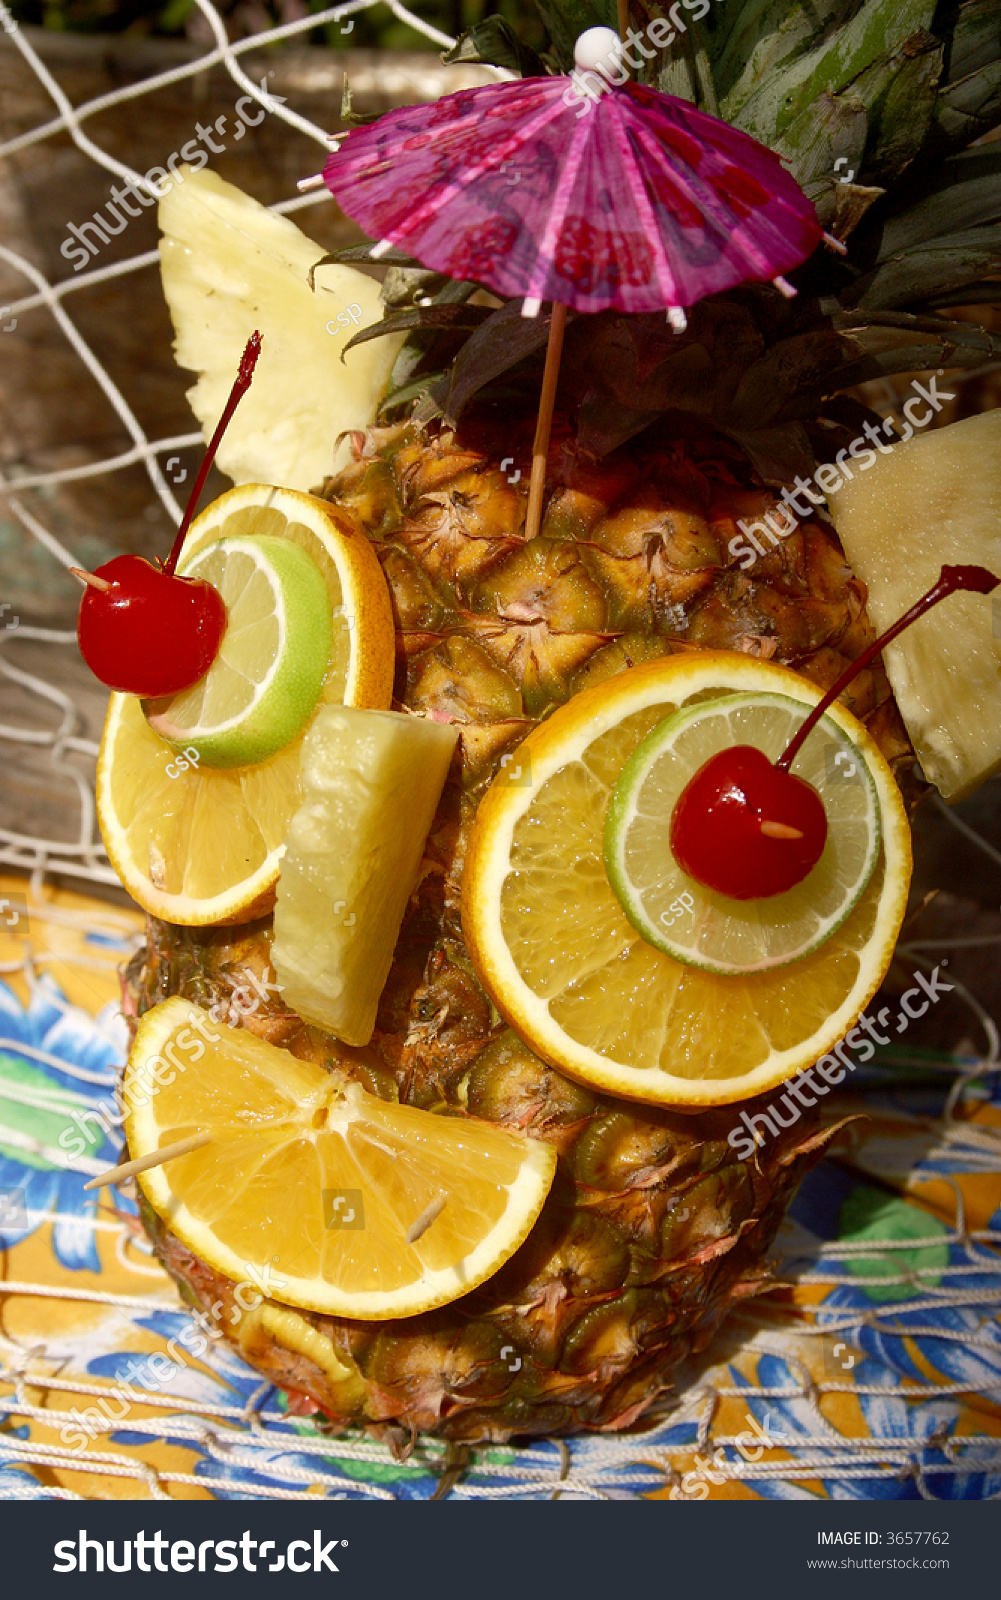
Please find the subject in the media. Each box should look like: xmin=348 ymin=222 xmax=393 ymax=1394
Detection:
xmin=670 ymin=564 xmax=1000 ymax=901
xmin=74 ymin=332 xmax=262 ymax=697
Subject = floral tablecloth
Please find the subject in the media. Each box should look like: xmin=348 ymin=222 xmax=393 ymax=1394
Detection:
xmin=1 ymin=874 xmax=999 ymax=1501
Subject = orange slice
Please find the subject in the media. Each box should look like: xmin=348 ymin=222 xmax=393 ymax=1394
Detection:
xmin=462 ymin=652 xmax=912 ymax=1107
xmin=125 ymin=998 xmax=557 ymax=1319
xmin=96 ymin=484 xmax=394 ymax=925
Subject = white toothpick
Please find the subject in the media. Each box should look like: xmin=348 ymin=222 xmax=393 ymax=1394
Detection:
xmin=148 ymin=840 xmax=166 ymax=889
xmin=369 ymin=238 xmax=396 ymax=260
xmin=521 ymin=296 xmax=542 ymax=319
xmin=406 ymin=1194 xmax=447 ymax=1244
xmin=772 ymin=275 xmax=798 ymax=299
xmin=822 ymin=230 xmax=848 ymax=255
xmin=297 ymin=173 xmax=326 ymax=192
xmin=84 ymin=1133 xmax=211 ymax=1191
xmin=666 ymin=305 xmax=687 ymax=332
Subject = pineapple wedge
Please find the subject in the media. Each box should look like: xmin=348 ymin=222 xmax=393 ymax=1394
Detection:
xmin=159 ymin=167 xmax=403 ymax=490
xmin=828 ymin=408 xmax=1001 ymax=802
xmin=272 ymin=706 xmax=458 ymax=1046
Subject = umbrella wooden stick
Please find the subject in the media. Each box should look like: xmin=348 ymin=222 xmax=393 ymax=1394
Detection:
xmin=524 ymin=302 xmax=568 ymax=542
xmin=617 ymin=0 xmax=629 ymax=39
xmin=83 ymin=1132 xmax=211 ymax=1191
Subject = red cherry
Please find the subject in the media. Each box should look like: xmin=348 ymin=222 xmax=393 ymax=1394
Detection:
xmin=669 ymin=744 xmax=827 ymax=899
xmin=76 ymin=555 xmax=227 ymax=697
xmin=670 ymin=564 xmax=1000 ymax=901
xmin=73 ymin=332 xmax=261 ymax=697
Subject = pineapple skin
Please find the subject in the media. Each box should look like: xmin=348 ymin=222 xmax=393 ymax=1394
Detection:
xmin=128 ymin=411 xmax=912 ymax=1442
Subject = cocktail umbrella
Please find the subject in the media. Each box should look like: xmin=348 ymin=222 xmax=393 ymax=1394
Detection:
xmin=322 ymin=28 xmax=834 ymax=538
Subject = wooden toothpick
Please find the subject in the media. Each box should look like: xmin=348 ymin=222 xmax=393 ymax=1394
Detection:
xmin=70 ymin=566 xmax=112 ymax=593
xmin=83 ymin=1132 xmax=211 ymax=1191
xmin=760 ymin=820 xmax=804 ymax=840
xmin=406 ymin=1194 xmax=447 ymax=1245
xmin=148 ymin=840 xmax=167 ymax=889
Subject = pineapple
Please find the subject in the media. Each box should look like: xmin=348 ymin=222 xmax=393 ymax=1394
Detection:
xmin=129 ymin=0 xmax=1001 ymax=1443
xmin=159 ymin=168 xmax=404 ymax=490
xmin=126 ymin=417 xmax=912 ymax=1443
xmin=829 ymin=408 xmax=1001 ymax=802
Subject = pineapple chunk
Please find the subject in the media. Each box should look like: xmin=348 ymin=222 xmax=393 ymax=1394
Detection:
xmin=159 ymin=167 xmax=403 ymax=490
xmin=828 ymin=409 xmax=1001 ymax=802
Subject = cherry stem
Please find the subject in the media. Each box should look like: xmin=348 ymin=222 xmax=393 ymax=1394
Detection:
xmin=163 ymin=331 xmax=262 ymax=577
xmin=776 ymin=563 xmax=1000 ymax=774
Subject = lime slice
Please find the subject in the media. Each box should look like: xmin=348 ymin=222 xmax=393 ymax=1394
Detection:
xmin=462 ymin=654 xmax=910 ymax=1107
xmin=463 ymin=656 xmax=908 ymax=1107
xmin=145 ymin=534 xmax=332 ymax=768
xmin=604 ymin=691 xmax=881 ymax=975
xmin=99 ymin=485 xmax=394 ymax=927
xmin=271 ymin=705 xmax=458 ymax=1046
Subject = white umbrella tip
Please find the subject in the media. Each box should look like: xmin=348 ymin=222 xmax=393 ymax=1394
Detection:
xmin=574 ymin=27 xmax=622 ymax=72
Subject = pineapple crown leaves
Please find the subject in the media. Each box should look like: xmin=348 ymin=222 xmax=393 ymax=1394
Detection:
xmin=339 ymin=76 xmax=385 ymax=128
xmin=323 ymin=253 xmax=1001 ymax=474
xmin=323 ymin=0 xmax=1001 ymax=462
xmin=447 ymin=0 xmax=1001 ymax=279
xmin=308 ymin=249 xmax=489 ymax=399
xmin=441 ymin=17 xmax=551 ymax=79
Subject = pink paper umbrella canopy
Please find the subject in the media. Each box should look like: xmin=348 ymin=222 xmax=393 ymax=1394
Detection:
xmin=323 ymin=76 xmax=824 ymax=315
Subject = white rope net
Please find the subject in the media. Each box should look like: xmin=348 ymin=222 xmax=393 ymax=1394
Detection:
xmin=0 ymin=2 xmax=999 ymax=1502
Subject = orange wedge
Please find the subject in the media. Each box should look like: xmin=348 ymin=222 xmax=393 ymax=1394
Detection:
xmin=96 ymin=485 xmax=394 ymax=924
xmin=462 ymin=652 xmax=912 ymax=1107
xmin=125 ymin=998 xmax=557 ymax=1319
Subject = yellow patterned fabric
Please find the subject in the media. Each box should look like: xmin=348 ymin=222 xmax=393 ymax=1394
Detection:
xmin=1 ymin=876 xmax=999 ymax=1501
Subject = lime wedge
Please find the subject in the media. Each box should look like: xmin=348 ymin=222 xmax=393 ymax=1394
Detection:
xmin=271 ymin=706 xmax=458 ymax=1045
xmin=604 ymin=691 xmax=882 ymax=974
xmin=145 ymin=533 xmax=332 ymax=768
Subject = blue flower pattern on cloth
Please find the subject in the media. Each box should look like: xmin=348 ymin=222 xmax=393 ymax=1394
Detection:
xmin=0 ymin=974 xmax=998 ymax=1500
